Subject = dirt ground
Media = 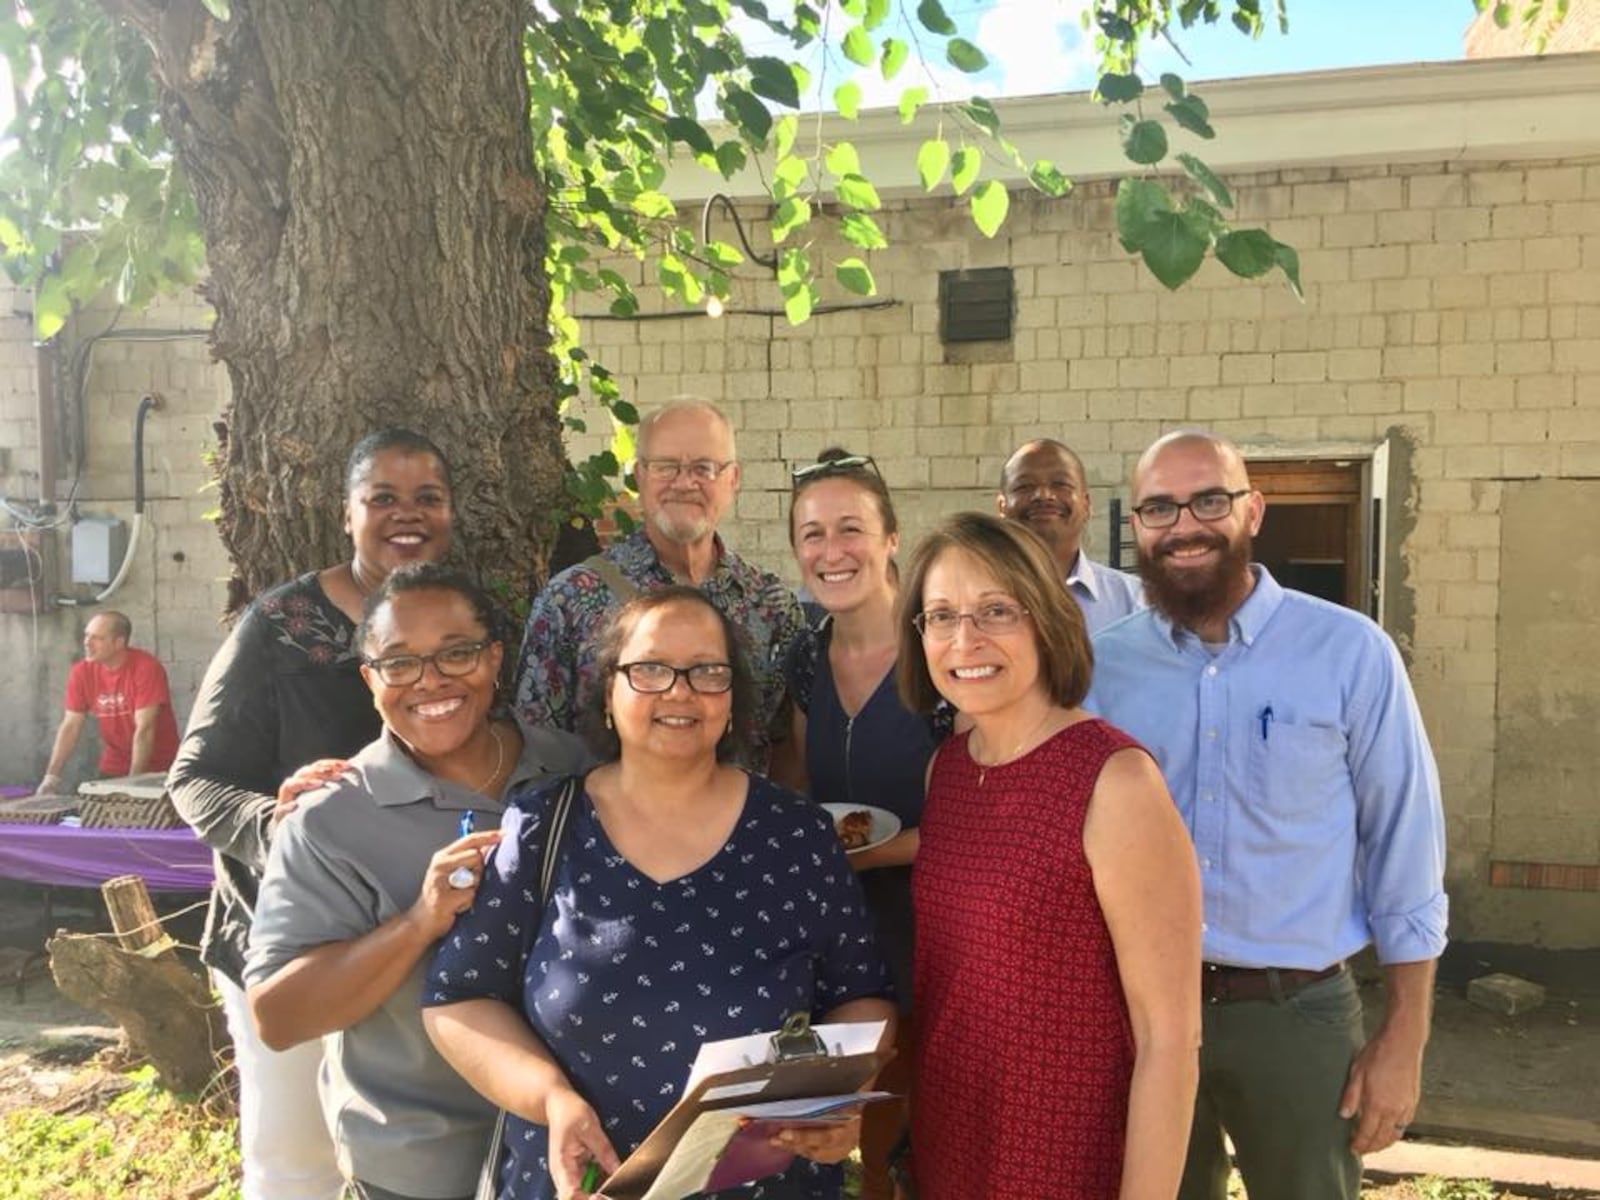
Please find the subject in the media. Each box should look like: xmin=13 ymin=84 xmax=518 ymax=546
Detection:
xmin=2 ymin=881 xmax=1597 ymax=1194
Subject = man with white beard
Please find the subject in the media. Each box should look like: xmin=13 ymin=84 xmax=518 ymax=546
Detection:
xmin=513 ymin=398 xmax=802 ymax=767
xmin=1086 ymin=429 xmax=1447 ymax=1200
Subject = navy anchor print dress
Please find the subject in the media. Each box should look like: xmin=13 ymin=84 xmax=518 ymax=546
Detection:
xmin=425 ymin=773 xmax=891 ymax=1200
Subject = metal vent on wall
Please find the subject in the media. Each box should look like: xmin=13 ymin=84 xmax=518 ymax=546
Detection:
xmin=939 ymin=268 xmax=1014 ymax=343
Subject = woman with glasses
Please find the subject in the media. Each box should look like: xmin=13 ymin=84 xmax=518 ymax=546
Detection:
xmin=244 ymin=563 xmax=588 ymax=1200
xmin=783 ymin=447 xmax=948 ymax=1200
xmin=423 ymin=586 xmax=894 ymax=1200
xmin=169 ymin=428 xmax=459 ymax=1200
xmin=894 ymin=513 xmax=1201 ymax=1200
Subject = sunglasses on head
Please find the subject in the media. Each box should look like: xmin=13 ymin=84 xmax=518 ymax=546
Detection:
xmin=791 ymin=454 xmax=882 ymax=485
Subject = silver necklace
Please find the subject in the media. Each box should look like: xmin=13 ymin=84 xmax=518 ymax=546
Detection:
xmin=973 ymin=709 xmax=1055 ymax=786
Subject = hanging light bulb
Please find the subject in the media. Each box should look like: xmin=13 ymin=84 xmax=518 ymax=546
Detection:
xmin=706 ymin=295 xmax=725 ymax=319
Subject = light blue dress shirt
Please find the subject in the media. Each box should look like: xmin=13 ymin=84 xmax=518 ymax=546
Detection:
xmin=1086 ymin=566 xmax=1447 ymax=970
xmin=1068 ymin=552 xmax=1145 ymax=635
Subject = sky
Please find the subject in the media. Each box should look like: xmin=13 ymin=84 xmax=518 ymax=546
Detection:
xmin=0 ymin=2 xmax=1478 ymax=135
xmin=734 ymin=0 xmax=1476 ymax=110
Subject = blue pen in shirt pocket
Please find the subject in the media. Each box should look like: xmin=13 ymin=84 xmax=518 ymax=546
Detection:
xmin=1259 ymin=705 xmax=1274 ymax=741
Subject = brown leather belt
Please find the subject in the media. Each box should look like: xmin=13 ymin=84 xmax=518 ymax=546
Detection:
xmin=1202 ymin=961 xmax=1344 ymax=1005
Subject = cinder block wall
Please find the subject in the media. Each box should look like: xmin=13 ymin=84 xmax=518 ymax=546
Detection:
xmin=569 ymin=156 xmax=1600 ymax=946
xmin=0 ymin=292 xmax=232 ymax=786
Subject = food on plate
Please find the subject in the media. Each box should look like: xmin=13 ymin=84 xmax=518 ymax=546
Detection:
xmin=834 ymin=808 xmax=873 ymax=851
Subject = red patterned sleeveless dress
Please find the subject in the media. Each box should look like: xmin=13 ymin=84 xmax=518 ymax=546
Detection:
xmin=910 ymin=718 xmax=1143 ymax=1200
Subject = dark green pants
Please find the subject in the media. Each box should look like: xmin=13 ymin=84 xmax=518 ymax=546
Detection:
xmin=1179 ymin=967 xmax=1364 ymax=1200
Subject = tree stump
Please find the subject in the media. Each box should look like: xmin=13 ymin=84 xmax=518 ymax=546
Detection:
xmin=46 ymin=875 xmax=229 ymax=1098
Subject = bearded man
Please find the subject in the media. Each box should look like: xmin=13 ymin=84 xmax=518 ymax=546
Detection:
xmin=995 ymin=438 xmax=1142 ymax=634
xmin=513 ymin=398 xmax=802 ymax=766
xmin=1085 ymin=429 xmax=1447 ymax=1200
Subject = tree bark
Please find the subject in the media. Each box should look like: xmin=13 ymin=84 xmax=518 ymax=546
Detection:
xmin=102 ymin=0 xmax=563 ymax=608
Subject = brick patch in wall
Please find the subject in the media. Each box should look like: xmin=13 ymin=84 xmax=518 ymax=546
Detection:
xmin=1489 ymin=860 xmax=1600 ymax=892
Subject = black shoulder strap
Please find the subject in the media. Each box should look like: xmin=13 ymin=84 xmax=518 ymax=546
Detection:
xmin=475 ymin=773 xmax=581 ymax=1200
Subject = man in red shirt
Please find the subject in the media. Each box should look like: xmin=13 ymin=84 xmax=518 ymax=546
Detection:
xmin=35 ymin=611 xmax=180 ymax=794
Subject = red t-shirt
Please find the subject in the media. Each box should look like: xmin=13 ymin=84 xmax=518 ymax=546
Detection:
xmin=64 ymin=648 xmax=180 ymax=776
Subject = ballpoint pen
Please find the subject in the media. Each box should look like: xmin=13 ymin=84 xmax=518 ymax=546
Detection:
xmin=448 ymin=810 xmax=476 ymax=889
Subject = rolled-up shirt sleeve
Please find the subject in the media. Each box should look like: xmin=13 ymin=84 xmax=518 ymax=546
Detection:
xmin=1347 ymin=634 xmax=1449 ymax=965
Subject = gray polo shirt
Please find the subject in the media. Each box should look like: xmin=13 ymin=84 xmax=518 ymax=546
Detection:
xmin=246 ymin=719 xmax=590 ymax=1198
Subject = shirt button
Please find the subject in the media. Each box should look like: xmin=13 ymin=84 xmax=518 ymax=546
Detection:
xmin=1205 ymin=728 xmax=1217 ymax=740
xmin=1201 ymin=791 xmax=1213 ymax=802
xmin=1205 ymin=664 xmax=1218 ymax=677
xmin=1201 ymin=857 xmax=1212 ymax=869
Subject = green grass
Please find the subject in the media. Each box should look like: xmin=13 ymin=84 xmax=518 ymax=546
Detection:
xmin=0 ymin=1066 xmax=240 ymax=1199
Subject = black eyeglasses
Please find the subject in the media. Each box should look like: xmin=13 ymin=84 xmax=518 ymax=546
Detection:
xmin=364 ymin=640 xmax=491 ymax=687
xmin=792 ymin=455 xmax=882 ymax=485
xmin=636 ymin=458 xmax=736 ymax=483
xmin=1131 ymin=489 xmax=1252 ymax=529
xmin=615 ymin=660 xmax=736 ymax=694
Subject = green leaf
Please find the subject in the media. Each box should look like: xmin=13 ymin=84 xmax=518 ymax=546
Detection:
xmin=916 ymin=0 xmax=957 ymax=35
xmin=1275 ymin=241 xmax=1304 ymax=300
xmin=1176 ymin=152 xmax=1233 ymax=208
xmin=1120 ymin=115 xmax=1169 ymax=165
xmin=950 ymin=146 xmax=980 ymax=195
xmin=1138 ymin=209 xmax=1210 ymax=289
xmin=917 ymin=139 xmax=951 ymax=191
xmin=970 ymin=180 xmax=1009 ymax=238
xmin=825 ymin=142 xmax=861 ymax=178
xmin=1165 ymin=95 xmax=1215 ymax=139
xmin=704 ymin=240 xmax=746 ymax=269
xmin=1098 ymin=72 xmax=1144 ymax=103
xmin=836 ymin=173 xmax=881 ymax=211
xmin=1214 ymin=229 xmax=1278 ymax=278
xmin=632 ymin=190 xmax=676 ymax=220
xmin=963 ymin=97 xmax=1001 ymax=137
xmin=1115 ymin=177 xmax=1173 ymax=249
xmin=664 ymin=116 xmax=714 ymax=156
xmin=843 ymin=25 xmax=875 ymax=67
xmin=946 ymin=38 xmax=988 ymax=73
xmin=774 ymin=115 xmax=799 ymax=160
xmin=715 ymin=141 xmax=748 ymax=179
xmin=864 ymin=0 xmax=891 ymax=31
xmin=772 ymin=195 xmax=812 ymax=242
xmin=835 ymin=81 xmax=862 ymax=119
xmin=836 ymin=257 xmax=876 ymax=295
xmin=748 ymin=57 xmax=801 ymax=108
xmin=199 ymin=0 xmax=231 ymax=19
xmin=784 ymin=282 xmax=816 ymax=324
xmin=1028 ymin=159 xmax=1071 ymax=197
xmin=898 ymin=86 xmax=928 ymax=124
xmin=1160 ymin=73 xmax=1186 ymax=100
xmin=880 ymin=37 xmax=908 ymax=80
xmin=773 ymin=154 xmax=808 ymax=195
xmin=34 ymin=274 xmax=71 ymax=341
xmin=724 ymin=87 xmax=772 ymax=145
xmin=839 ymin=212 xmax=888 ymax=250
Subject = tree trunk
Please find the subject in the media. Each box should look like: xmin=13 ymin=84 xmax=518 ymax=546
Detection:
xmin=101 ymin=0 xmax=563 ymax=608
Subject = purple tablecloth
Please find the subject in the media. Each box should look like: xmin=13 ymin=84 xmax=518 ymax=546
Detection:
xmin=0 ymin=824 xmax=214 ymax=891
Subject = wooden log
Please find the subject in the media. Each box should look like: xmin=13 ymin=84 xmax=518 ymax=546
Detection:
xmin=47 ymin=931 xmax=229 ymax=1098
xmin=102 ymin=874 xmax=169 ymax=953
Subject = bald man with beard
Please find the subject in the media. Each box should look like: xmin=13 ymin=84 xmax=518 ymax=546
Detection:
xmin=1085 ymin=430 xmax=1447 ymax=1200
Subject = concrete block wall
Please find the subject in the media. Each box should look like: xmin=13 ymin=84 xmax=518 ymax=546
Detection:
xmin=0 ymin=290 xmax=233 ymax=786
xmin=569 ymin=155 xmax=1600 ymax=946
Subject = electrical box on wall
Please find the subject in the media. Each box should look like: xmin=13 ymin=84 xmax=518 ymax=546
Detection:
xmin=72 ymin=516 xmax=128 ymax=585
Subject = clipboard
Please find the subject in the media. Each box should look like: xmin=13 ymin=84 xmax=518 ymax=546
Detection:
xmin=598 ymin=1014 xmax=897 ymax=1200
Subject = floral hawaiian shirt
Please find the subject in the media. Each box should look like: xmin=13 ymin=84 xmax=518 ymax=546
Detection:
xmin=513 ymin=531 xmax=805 ymax=761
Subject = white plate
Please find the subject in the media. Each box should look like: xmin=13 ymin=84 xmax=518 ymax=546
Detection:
xmin=821 ymin=803 xmax=902 ymax=855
